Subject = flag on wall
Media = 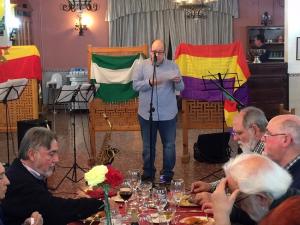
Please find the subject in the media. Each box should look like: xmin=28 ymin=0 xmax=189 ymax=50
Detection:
xmin=90 ymin=54 xmax=143 ymax=102
xmin=0 ymin=45 xmax=42 ymax=83
xmin=175 ymin=42 xmax=250 ymax=126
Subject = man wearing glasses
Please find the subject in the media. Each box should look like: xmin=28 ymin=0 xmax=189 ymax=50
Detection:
xmin=191 ymin=106 xmax=268 ymax=203
xmin=262 ymin=114 xmax=300 ymax=189
xmin=133 ymin=39 xmax=184 ymax=184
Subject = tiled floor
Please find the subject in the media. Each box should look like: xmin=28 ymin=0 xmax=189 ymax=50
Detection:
xmin=0 ymin=110 xmax=237 ymax=198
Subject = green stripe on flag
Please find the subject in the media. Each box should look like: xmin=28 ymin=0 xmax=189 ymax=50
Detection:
xmin=92 ymin=54 xmax=141 ymax=70
xmin=91 ymin=79 xmax=138 ymax=102
xmin=96 ymin=82 xmax=138 ymax=102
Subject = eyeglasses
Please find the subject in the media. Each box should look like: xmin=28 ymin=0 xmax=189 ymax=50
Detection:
xmin=263 ymin=130 xmax=287 ymax=138
xmin=225 ymin=187 xmax=250 ymax=204
xmin=232 ymin=130 xmax=243 ymax=136
xmin=235 ymin=193 xmax=251 ymax=204
xmin=151 ymin=50 xmax=165 ymax=55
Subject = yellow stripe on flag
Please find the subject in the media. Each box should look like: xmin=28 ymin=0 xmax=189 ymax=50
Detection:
xmin=224 ymin=110 xmax=239 ymax=127
xmin=176 ymin=54 xmax=247 ymax=91
xmin=4 ymin=45 xmax=40 ymax=61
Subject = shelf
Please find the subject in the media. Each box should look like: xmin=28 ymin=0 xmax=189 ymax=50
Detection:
xmin=247 ymin=26 xmax=284 ymax=61
xmin=269 ymin=57 xmax=284 ymax=60
xmin=265 ymin=42 xmax=284 ymax=45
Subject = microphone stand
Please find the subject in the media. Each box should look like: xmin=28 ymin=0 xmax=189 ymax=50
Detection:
xmin=148 ymin=54 xmax=157 ymax=183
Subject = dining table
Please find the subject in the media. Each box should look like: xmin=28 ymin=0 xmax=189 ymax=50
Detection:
xmin=68 ymin=200 xmax=212 ymax=225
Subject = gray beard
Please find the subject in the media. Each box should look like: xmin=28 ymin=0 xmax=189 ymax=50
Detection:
xmin=239 ymin=139 xmax=258 ymax=154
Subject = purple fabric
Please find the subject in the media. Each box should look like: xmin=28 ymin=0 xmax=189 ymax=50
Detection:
xmin=181 ymin=76 xmax=248 ymax=105
xmin=181 ymin=76 xmax=235 ymax=101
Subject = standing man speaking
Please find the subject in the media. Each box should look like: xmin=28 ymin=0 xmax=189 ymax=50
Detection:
xmin=133 ymin=39 xmax=184 ymax=184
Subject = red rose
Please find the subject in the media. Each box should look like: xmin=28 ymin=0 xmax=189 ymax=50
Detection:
xmin=105 ymin=166 xmax=124 ymax=187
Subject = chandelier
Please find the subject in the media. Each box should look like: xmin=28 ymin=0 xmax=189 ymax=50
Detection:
xmin=174 ymin=0 xmax=217 ymax=19
xmin=62 ymin=0 xmax=98 ymax=12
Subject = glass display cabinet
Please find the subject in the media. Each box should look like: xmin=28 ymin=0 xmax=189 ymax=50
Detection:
xmin=247 ymin=26 xmax=284 ymax=62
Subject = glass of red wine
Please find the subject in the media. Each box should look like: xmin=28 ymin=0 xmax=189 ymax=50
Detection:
xmin=119 ymin=179 xmax=133 ymax=220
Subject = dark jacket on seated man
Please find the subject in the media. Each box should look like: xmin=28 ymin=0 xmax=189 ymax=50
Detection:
xmin=2 ymin=159 xmax=103 ymax=225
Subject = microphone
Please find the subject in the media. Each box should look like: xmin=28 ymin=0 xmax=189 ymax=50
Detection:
xmin=153 ymin=51 xmax=158 ymax=64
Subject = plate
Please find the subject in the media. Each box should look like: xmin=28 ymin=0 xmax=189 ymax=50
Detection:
xmin=148 ymin=213 xmax=173 ymax=224
xmin=179 ymin=195 xmax=198 ymax=207
xmin=179 ymin=216 xmax=215 ymax=225
xmin=82 ymin=211 xmax=105 ymax=223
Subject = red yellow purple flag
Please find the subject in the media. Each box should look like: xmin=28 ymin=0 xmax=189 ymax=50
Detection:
xmin=0 ymin=45 xmax=42 ymax=83
xmin=175 ymin=41 xmax=250 ymax=127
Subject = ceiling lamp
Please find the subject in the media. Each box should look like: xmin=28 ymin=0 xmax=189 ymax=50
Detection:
xmin=62 ymin=0 xmax=98 ymax=12
xmin=174 ymin=0 xmax=217 ymax=19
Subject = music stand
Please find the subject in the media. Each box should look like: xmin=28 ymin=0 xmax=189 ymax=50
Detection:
xmin=0 ymin=78 xmax=28 ymax=165
xmin=54 ymin=83 xmax=96 ymax=189
xmin=199 ymin=72 xmax=245 ymax=180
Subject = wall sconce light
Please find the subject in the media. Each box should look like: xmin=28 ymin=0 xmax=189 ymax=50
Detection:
xmin=75 ymin=12 xmax=87 ymax=36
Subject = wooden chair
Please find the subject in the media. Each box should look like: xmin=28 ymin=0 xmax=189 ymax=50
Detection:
xmin=87 ymin=44 xmax=148 ymax=163
xmin=279 ymin=103 xmax=296 ymax=115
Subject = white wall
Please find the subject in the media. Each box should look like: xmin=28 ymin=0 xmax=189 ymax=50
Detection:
xmin=286 ymin=0 xmax=300 ymax=115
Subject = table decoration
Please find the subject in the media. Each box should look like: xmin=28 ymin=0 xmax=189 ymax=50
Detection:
xmin=85 ymin=165 xmax=124 ymax=225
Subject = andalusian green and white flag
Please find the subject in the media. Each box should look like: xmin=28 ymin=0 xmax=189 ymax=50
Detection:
xmin=90 ymin=54 xmax=143 ymax=102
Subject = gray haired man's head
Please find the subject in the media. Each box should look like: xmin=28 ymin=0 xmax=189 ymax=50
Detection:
xmin=19 ymin=127 xmax=57 ymax=160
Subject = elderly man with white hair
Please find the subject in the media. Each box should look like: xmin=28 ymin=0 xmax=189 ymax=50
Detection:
xmin=207 ymin=154 xmax=299 ymax=225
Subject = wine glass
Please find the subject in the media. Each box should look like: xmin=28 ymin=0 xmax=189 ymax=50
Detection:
xmin=139 ymin=181 xmax=152 ymax=211
xmin=170 ymin=179 xmax=185 ymax=209
xmin=119 ymin=179 xmax=133 ymax=220
xmin=152 ymin=186 xmax=168 ymax=223
xmin=128 ymin=169 xmax=141 ymax=199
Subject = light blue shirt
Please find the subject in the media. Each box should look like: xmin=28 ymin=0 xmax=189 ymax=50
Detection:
xmin=133 ymin=58 xmax=184 ymax=121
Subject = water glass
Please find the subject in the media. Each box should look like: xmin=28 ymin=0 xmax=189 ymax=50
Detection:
xmin=128 ymin=169 xmax=141 ymax=198
xmin=152 ymin=186 xmax=168 ymax=212
xmin=170 ymin=178 xmax=185 ymax=207
xmin=139 ymin=181 xmax=152 ymax=210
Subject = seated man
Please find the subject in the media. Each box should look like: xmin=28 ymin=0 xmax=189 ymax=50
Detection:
xmin=2 ymin=127 xmax=104 ymax=225
xmin=262 ymin=114 xmax=300 ymax=188
xmin=191 ymin=106 xmax=268 ymax=204
xmin=209 ymin=154 xmax=297 ymax=225
xmin=0 ymin=162 xmax=43 ymax=225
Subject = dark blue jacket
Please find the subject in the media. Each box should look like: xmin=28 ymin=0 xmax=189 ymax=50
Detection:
xmin=2 ymin=159 xmax=103 ymax=225
xmin=288 ymin=158 xmax=300 ymax=189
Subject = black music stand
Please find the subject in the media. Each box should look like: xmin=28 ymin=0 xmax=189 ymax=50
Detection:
xmin=202 ymin=72 xmax=245 ymax=133
xmin=0 ymin=78 xmax=28 ymax=165
xmin=199 ymin=72 xmax=245 ymax=180
xmin=54 ymin=83 xmax=96 ymax=189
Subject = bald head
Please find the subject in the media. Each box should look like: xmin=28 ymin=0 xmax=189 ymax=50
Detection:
xmin=263 ymin=114 xmax=300 ymax=166
xmin=151 ymin=39 xmax=165 ymax=65
xmin=268 ymin=115 xmax=300 ymax=146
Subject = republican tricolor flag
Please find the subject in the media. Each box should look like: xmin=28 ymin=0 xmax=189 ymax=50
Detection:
xmin=175 ymin=42 xmax=250 ymax=127
xmin=90 ymin=54 xmax=143 ymax=102
xmin=0 ymin=45 xmax=42 ymax=83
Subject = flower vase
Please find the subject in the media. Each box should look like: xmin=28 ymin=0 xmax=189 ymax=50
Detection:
xmin=102 ymin=184 xmax=112 ymax=225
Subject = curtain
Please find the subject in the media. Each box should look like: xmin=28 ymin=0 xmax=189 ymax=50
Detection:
xmin=108 ymin=0 xmax=239 ymax=57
